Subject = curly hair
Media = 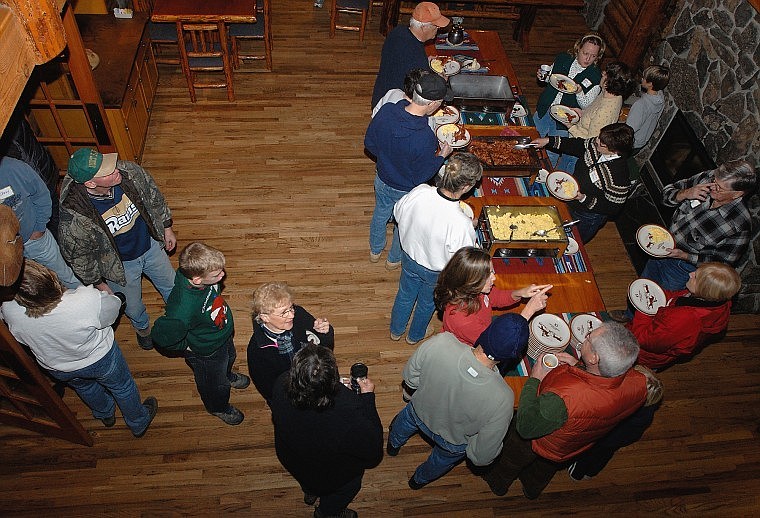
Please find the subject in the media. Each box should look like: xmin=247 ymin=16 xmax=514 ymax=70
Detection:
xmin=251 ymin=281 xmax=294 ymax=322
xmin=603 ymin=61 xmax=635 ymax=98
xmin=13 ymin=260 xmax=66 ymax=318
xmin=434 ymin=247 xmax=492 ymax=315
xmin=286 ymin=344 xmax=340 ymax=410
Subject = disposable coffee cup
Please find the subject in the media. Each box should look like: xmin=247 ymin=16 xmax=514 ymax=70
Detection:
xmin=542 ymin=353 xmax=559 ymax=369
xmin=538 ymin=64 xmax=552 ymax=81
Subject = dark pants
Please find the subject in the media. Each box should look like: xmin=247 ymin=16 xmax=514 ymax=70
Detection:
xmin=484 ymin=421 xmax=560 ymax=499
xmin=314 ymin=474 xmax=363 ymax=515
xmin=570 ymin=403 xmax=658 ymax=478
xmin=569 ymin=205 xmax=609 ymax=244
xmin=184 ymin=337 xmax=236 ymax=414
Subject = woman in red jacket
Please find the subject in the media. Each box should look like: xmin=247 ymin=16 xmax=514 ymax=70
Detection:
xmin=434 ymin=247 xmax=551 ymax=347
xmin=630 ymin=262 xmax=741 ymax=370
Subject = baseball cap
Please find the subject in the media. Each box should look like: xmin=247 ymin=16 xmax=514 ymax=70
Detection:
xmin=412 ymin=2 xmax=450 ymax=28
xmin=476 ymin=313 xmax=529 ymax=362
xmin=67 ymin=148 xmax=118 ymax=183
xmin=415 ymin=73 xmax=449 ymax=102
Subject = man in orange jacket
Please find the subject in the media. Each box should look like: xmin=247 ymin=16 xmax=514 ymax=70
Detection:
xmin=482 ymin=322 xmax=647 ymax=499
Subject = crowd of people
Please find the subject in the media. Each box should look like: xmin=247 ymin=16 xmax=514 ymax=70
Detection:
xmin=0 ymin=2 xmax=757 ymax=517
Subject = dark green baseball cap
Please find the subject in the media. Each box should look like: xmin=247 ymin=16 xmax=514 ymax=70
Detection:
xmin=67 ymin=148 xmax=118 ymax=183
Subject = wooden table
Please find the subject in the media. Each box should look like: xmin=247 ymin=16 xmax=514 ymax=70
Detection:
xmin=151 ymin=0 xmax=257 ymax=23
xmin=380 ymin=0 xmax=584 ymax=51
xmin=463 ymin=195 xmax=607 ymax=314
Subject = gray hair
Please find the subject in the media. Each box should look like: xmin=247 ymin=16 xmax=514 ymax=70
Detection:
xmin=715 ymin=160 xmax=757 ymax=193
xmin=440 ymin=152 xmax=483 ymax=194
xmin=589 ymin=322 xmax=639 ymax=377
xmin=409 ymin=17 xmax=434 ymax=30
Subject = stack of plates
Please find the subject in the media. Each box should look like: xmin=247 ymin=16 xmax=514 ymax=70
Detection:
xmin=527 ymin=313 xmax=571 ymax=360
xmin=568 ymin=313 xmax=602 ymax=352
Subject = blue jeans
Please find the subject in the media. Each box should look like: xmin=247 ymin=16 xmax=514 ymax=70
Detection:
xmin=369 ymin=174 xmax=406 ymax=264
xmin=388 ymin=403 xmax=468 ymax=484
xmin=23 ymin=228 xmax=81 ymax=289
xmin=47 ymin=343 xmax=151 ymax=435
xmin=533 ymin=110 xmax=568 ymax=167
xmin=569 ymin=205 xmax=609 ymax=244
xmin=390 ymin=252 xmax=439 ymax=342
xmin=107 ymin=238 xmax=175 ymax=331
xmin=184 ymin=337 xmax=237 ymax=414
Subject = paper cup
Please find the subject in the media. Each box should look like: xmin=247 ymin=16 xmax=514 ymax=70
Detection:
xmin=542 ymin=353 xmax=559 ymax=369
xmin=539 ymin=64 xmax=552 ymax=81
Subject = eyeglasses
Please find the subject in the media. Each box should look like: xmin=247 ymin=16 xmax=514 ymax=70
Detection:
xmin=711 ymin=179 xmax=733 ymax=193
xmin=268 ymin=305 xmax=295 ymax=318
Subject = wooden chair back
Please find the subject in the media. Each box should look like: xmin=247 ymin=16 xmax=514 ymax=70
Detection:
xmin=330 ymin=0 xmax=370 ymax=42
xmin=177 ymin=21 xmax=235 ymax=102
xmin=229 ymin=0 xmax=273 ymax=71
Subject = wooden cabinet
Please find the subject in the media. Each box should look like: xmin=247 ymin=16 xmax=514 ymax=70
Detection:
xmin=78 ymin=14 xmax=158 ymax=162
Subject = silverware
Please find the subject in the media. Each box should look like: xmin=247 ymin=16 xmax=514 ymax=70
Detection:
xmin=532 ymin=219 xmax=580 ymax=237
xmin=514 ymin=143 xmax=538 ymax=149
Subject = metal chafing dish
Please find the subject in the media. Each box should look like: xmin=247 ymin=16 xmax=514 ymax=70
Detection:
xmin=477 ymin=205 xmax=568 ymax=258
xmin=447 ymin=75 xmax=516 ymax=113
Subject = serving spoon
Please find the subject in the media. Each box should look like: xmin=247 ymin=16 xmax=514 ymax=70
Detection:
xmin=532 ymin=219 xmax=580 ymax=237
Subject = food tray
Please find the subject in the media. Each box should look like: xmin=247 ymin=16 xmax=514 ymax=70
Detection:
xmin=477 ymin=205 xmax=568 ymax=258
xmin=447 ymin=74 xmax=516 ymax=113
xmin=466 ymin=136 xmax=541 ymax=177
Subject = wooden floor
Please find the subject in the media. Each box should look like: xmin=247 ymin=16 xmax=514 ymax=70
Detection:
xmin=2 ymin=4 xmax=760 ymax=516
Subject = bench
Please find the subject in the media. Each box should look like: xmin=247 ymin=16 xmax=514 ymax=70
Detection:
xmin=379 ymin=0 xmax=586 ymax=51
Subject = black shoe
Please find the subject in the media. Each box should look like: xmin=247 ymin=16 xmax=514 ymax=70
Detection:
xmin=386 ymin=417 xmax=400 ymax=456
xmin=481 ymin=471 xmax=509 ymax=496
xmin=229 ymin=372 xmax=251 ymax=389
xmin=303 ymin=492 xmax=318 ymax=506
xmin=136 ymin=330 xmax=154 ymax=350
xmin=133 ymin=396 xmax=158 ymax=438
xmin=101 ymin=415 xmax=116 ymax=427
xmin=607 ymin=309 xmax=632 ymax=323
xmin=314 ymin=508 xmax=357 ymax=518
xmin=212 ymin=405 xmax=244 ymax=425
xmin=408 ymin=475 xmax=427 ymax=490
xmin=567 ymin=461 xmax=592 ymax=481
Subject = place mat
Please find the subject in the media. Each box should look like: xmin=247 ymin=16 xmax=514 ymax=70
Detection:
xmin=435 ymin=32 xmax=479 ymax=51
xmin=481 ymin=176 xmax=549 ymax=197
xmin=462 ymin=111 xmax=506 ymax=125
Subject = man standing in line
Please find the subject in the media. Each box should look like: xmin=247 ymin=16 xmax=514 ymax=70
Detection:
xmin=59 ymin=148 xmax=177 ymax=350
xmin=482 ymin=322 xmax=647 ymax=499
xmin=371 ymin=2 xmax=450 ymax=107
xmin=386 ymin=314 xmax=528 ymax=489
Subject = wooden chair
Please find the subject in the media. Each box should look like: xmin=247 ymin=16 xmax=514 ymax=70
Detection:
xmin=176 ymin=21 xmax=235 ymax=102
xmin=330 ymin=0 xmax=370 ymax=42
xmin=149 ymin=22 xmax=180 ymax=66
xmin=229 ymin=0 xmax=273 ymax=71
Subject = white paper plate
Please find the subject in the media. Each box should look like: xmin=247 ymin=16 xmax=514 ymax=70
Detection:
xmin=459 ymin=201 xmax=474 ymax=218
xmin=565 ymin=236 xmax=579 ymax=255
xmin=628 ymin=278 xmax=667 ymax=316
xmin=511 ymin=103 xmax=527 ymax=117
xmin=430 ymin=105 xmax=460 ymax=126
xmin=429 ymin=56 xmax=461 ymax=76
xmin=636 ymin=224 xmax=675 ymax=257
xmin=546 ymin=171 xmax=579 ymax=201
xmin=528 ymin=313 xmax=571 ymax=359
xmin=436 ymin=123 xmax=471 ymax=148
xmin=549 ymin=73 xmax=579 ymax=94
xmin=570 ymin=313 xmax=602 ymax=344
xmin=549 ymin=104 xmax=579 ymax=125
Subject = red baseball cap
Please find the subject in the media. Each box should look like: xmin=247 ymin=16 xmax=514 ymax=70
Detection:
xmin=412 ymin=2 xmax=450 ymax=28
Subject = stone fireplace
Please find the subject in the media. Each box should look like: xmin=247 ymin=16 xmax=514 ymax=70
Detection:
xmin=588 ymin=0 xmax=760 ymax=312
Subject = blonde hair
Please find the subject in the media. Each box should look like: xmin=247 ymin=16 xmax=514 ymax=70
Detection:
xmin=14 ymin=260 xmax=66 ymax=318
xmin=178 ymin=242 xmax=226 ymax=279
xmin=634 ymin=365 xmax=663 ymax=407
xmin=642 ymin=65 xmax=670 ymax=91
xmin=571 ymin=32 xmax=606 ymax=65
xmin=252 ymin=281 xmax=294 ymax=321
xmin=692 ymin=262 xmax=741 ymax=302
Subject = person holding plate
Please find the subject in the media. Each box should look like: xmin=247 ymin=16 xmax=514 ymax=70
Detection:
xmin=434 ymin=246 xmax=551 ymax=348
xmin=628 ymin=262 xmax=741 ymax=371
xmin=533 ymin=32 xmax=606 ymax=166
xmin=531 ymin=123 xmax=635 ymax=243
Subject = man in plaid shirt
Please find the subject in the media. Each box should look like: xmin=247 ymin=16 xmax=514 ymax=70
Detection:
xmin=642 ymin=160 xmax=756 ymax=291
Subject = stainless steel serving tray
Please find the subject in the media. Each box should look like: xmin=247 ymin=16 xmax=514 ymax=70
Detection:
xmin=448 ymin=75 xmax=516 ymax=112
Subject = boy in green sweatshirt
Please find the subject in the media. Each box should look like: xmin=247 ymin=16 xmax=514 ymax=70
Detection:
xmin=151 ymin=242 xmax=250 ymax=425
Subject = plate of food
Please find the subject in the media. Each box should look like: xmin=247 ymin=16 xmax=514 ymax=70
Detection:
xmin=549 ymin=105 xmax=579 ymax=125
xmin=549 ymin=73 xmax=580 ymax=94
xmin=636 ymin=224 xmax=675 ymax=257
xmin=429 ymin=56 xmax=461 ymax=76
xmin=628 ymin=278 xmax=667 ymax=316
xmin=528 ymin=313 xmax=571 ymax=360
xmin=431 ymin=105 xmax=460 ymax=125
xmin=570 ymin=313 xmax=602 ymax=345
xmin=436 ymin=123 xmax=471 ymax=148
xmin=546 ymin=171 xmax=579 ymax=201
xmin=511 ymin=103 xmax=527 ymax=117
xmin=459 ymin=200 xmax=474 ymax=218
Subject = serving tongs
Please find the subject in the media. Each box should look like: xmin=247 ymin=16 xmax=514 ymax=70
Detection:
xmin=532 ymin=219 xmax=580 ymax=237
xmin=514 ymin=136 xmax=539 ymax=149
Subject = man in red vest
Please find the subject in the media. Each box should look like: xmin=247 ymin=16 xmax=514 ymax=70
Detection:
xmin=482 ymin=322 xmax=647 ymax=499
